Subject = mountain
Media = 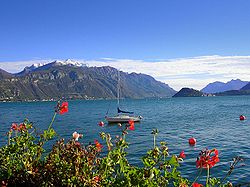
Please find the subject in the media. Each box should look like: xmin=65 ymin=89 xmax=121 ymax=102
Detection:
xmin=16 ymin=59 xmax=86 ymax=76
xmin=240 ymin=82 xmax=250 ymax=91
xmin=0 ymin=60 xmax=176 ymax=101
xmin=214 ymin=83 xmax=250 ymax=96
xmin=173 ymin=88 xmax=205 ymax=97
xmin=201 ymin=79 xmax=248 ymax=94
xmin=16 ymin=63 xmax=45 ymax=76
xmin=0 ymin=69 xmax=13 ymax=79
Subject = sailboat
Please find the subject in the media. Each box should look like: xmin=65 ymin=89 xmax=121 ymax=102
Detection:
xmin=105 ymin=70 xmax=143 ymax=123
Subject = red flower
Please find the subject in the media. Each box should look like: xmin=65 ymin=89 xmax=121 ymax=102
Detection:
xmin=11 ymin=123 xmax=18 ymax=131
xmin=93 ymin=176 xmax=100 ymax=183
xmin=94 ymin=139 xmax=103 ymax=152
xmin=128 ymin=120 xmax=135 ymax=130
xmin=192 ymin=183 xmax=203 ymax=187
xmin=59 ymin=102 xmax=68 ymax=114
xmin=19 ymin=123 xmax=26 ymax=131
xmin=196 ymin=148 xmax=219 ymax=169
xmin=179 ymin=150 xmax=186 ymax=159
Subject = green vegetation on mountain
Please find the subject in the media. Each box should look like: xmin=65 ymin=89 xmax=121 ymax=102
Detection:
xmin=0 ymin=65 xmax=176 ymax=101
xmin=173 ymin=88 xmax=205 ymax=97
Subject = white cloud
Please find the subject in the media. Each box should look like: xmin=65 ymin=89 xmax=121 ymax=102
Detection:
xmin=1 ymin=55 xmax=250 ymax=91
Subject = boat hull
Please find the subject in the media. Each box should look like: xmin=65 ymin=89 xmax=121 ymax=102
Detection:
xmin=105 ymin=115 xmax=142 ymax=123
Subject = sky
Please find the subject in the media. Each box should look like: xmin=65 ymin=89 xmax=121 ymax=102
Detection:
xmin=1 ymin=0 xmax=250 ymax=90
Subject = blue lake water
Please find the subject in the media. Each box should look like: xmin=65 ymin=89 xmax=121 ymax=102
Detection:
xmin=0 ymin=96 xmax=250 ymax=184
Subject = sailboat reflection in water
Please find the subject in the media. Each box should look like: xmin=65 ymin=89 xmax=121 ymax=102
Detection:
xmin=105 ymin=70 xmax=143 ymax=123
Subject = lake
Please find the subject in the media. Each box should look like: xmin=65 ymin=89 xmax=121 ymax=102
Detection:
xmin=0 ymin=96 xmax=249 ymax=184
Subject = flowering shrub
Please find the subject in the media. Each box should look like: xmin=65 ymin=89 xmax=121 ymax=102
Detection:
xmin=0 ymin=101 xmax=244 ymax=186
xmin=42 ymin=139 xmax=102 ymax=186
xmin=0 ymin=119 xmax=45 ymax=185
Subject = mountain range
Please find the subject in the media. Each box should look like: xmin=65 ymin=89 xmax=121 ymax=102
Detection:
xmin=174 ymin=79 xmax=250 ymax=97
xmin=0 ymin=59 xmax=176 ymax=101
xmin=201 ymin=79 xmax=249 ymax=93
xmin=215 ymin=82 xmax=250 ymax=96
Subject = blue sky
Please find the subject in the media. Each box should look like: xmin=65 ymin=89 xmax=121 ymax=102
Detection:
xmin=1 ymin=0 xmax=250 ymax=61
xmin=1 ymin=0 xmax=250 ymax=90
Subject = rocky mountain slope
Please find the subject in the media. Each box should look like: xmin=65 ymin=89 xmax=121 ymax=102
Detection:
xmin=0 ymin=60 xmax=176 ymax=101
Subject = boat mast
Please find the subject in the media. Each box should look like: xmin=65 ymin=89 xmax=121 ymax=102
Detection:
xmin=117 ymin=70 xmax=120 ymax=107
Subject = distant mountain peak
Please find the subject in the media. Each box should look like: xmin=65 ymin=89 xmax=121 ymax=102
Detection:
xmin=50 ymin=59 xmax=86 ymax=67
xmin=31 ymin=63 xmax=44 ymax=68
xmin=201 ymin=79 xmax=249 ymax=93
xmin=24 ymin=63 xmax=45 ymax=71
xmin=0 ymin=68 xmax=13 ymax=79
xmin=228 ymin=79 xmax=242 ymax=83
xmin=16 ymin=59 xmax=86 ymax=76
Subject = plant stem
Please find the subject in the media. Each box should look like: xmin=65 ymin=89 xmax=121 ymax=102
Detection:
xmin=105 ymin=135 xmax=110 ymax=152
xmin=219 ymin=159 xmax=240 ymax=186
xmin=8 ymin=132 xmax=11 ymax=145
xmin=122 ymin=134 xmax=126 ymax=153
xmin=104 ymin=152 xmax=110 ymax=177
xmin=48 ymin=112 xmax=57 ymax=130
xmin=206 ymin=166 xmax=210 ymax=186
xmin=153 ymin=135 xmax=156 ymax=148
xmin=220 ymin=172 xmax=230 ymax=186
xmin=191 ymin=168 xmax=202 ymax=186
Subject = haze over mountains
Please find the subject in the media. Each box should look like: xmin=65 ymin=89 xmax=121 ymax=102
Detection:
xmin=0 ymin=59 xmax=176 ymax=101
